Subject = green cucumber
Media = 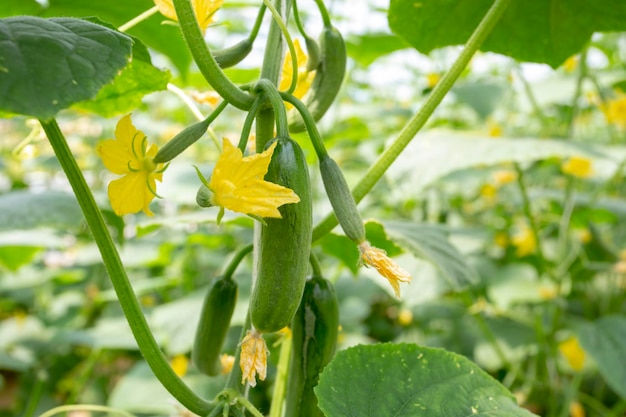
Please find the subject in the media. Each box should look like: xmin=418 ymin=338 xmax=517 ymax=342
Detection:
xmin=285 ymin=275 xmax=339 ymax=417
xmin=250 ymin=137 xmax=313 ymax=333
xmin=212 ymin=38 xmax=253 ymax=69
xmin=289 ymin=26 xmax=347 ymax=133
xmin=191 ymin=276 xmax=238 ymax=376
xmin=319 ymin=156 xmax=365 ymax=243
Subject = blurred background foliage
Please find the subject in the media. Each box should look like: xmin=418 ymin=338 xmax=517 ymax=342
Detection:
xmin=1 ymin=0 xmax=626 ymax=416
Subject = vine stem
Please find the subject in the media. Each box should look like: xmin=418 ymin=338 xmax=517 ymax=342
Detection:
xmin=40 ymin=119 xmax=214 ymax=416
xmin=118 ymin=5 xmax=159 ymax=32
xmin=311 ymin=0 xmax=512 ymax=241
xmin=262 ymin=0 xmax=298 ymax=95
xmin=172 ymin=0 xmax=253 ymax=110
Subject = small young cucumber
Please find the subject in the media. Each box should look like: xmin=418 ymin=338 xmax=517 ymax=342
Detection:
xmin=285 ymin=275 xmax=339 ymax=417
xmin=250 ymin=137 xmax=313 ymax=333
xmin=288 ymin=26 xmax=347 ymax=133
xmin=191 ymin=276 xmax=238 ymax=376
xmin=212 ymin=38 xmax=253 ymax=69
xmin=319 ymin=156 xmax=365 ymax=242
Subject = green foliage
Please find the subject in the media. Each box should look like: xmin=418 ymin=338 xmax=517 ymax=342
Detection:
xmin=317 ymin=343 xmax=537 ymax=417
xmin=0 ymin=17 xmax=132 ymax=119
xmin=389 ymin=0 xmax=626 ymax=68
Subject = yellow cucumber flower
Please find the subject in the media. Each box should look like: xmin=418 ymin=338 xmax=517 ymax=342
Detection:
xmin=279 ymin=39 xmax=315 ymax=101
xmin=202 ymin=139 xmax=300 ymax=221
xmin=97 ymin=114 xmax=164 ymax=216
xmin=239 ymin=330 xmax=268 ymax=387
xmin=601 ymin=91 xmax=626 ymax=129
xmin=559 ymin=336 xmax=586 ymax=371
xmin=154 ymin=0 xmax=223 ymax=33
xmin=511 ymin=225 xmax=536 ymax=257
xmin=561 ymin=156 xmax=593 ymax=179
xmin=170 ymin=354 xmax=189 ymax=377
xmin=359 ymin=241 xmax=412 ymax=297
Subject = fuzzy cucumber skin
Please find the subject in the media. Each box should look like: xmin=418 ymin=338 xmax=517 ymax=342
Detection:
xmin=289 ymin=26 xmax=347 ymax=133
xmin=213 ymin=38 xmax=253 ymax=68
xmin=191 ymin=277 xmax=238 ymax=376
xmin=285 ymin=275 xmax=339 ymax=417
xmin=250 ymin=137 xmax=313 ymax=333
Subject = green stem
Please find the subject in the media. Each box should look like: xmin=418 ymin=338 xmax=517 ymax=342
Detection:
xmin=269 ymin=331 xmax=292 ymax=417
xmin=173 ymin=0 xmax=253 ymax=110
xmin=565 ymin=48 xmax=588 ymax=138
xmin=21 ymin=371 xmax=45 ymax=417
xmin=37 ymin=405 xmax=136 ymax=417
xmin=237 ymin=95 xmax=265 ymax=152
xmin=154 ymin=99 xmax=229 ymax=163
xmin=256 ymin=79 xmax=289 ymax=138
xmin=280 ymin=92 xmax=328 ymax=158
xmin=248 ymin=3 xmax=267 ymax=44
xmin=40 ymin=119 xmax=213 ymax=416
xmin=311 ymin=0 xmax=511 ymax=241
xmin=513 ymin=163 xmax=552 ymax=278
xmin=223 ymin=244 xmax=253 ymax=280
xmin=313 ymin=0 xmax=331 ymax=27
xmin=225 ymin=314 xmax=252 ymax=391
xmin=262 ymin=0 xmax=298 ymax=94
xmin=515 ymin=63 xmax=550 ymax=128
xmin=118 ymin=5 xmax=159 ymax=32
xmin=309 ymin=251 xmax=322 ymax=277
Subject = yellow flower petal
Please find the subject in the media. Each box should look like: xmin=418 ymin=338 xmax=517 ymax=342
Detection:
xmin=98 ymin=114 xmax=164 ymax=217
xmin=154 ymin=0 xmax=223 ymax=33
xmin=559 ymin=336 xmax=586 ymax=371
xmin=239 ymin=330 xmax=268 ymax=387
xmin=279 ymin=39 xmax=316 ymax=103
xmin=170 ymin=354 xmax=189 ymax=377
xmin=359 ymin=241 xmax=411 ymax=297
xmin=108 ymin=172 xmax=156 ymax=216
xmin=561 ymin=156 xmax=593 ymax=179
xmin=208 ymin=139 xmax=300 ymax=218
xmin=511 ymin=225 xmax=536 ymax=257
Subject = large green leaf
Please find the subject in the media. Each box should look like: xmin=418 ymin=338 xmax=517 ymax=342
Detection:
xmin=346 ymin=33 xmax=409 ymax=67
xmin=0 ymin=191 xmax=82 ymax=230
xmin=0 ymin=0 xmax=42 ymax=16
xmin=0 ymin=16 xmax=132 ymax=119
xmin=388 ymin=133 xmax=622 ymax=193
xmin=41 ymin=0 xmax=192 ymax=77
xmin=388 ymin=0 xmax=626 ymax=68
xmin=383 ymin=221 xmax=478 ymax=290
xmin=317 ymin=343 xmax=537 ymax=417
xmin=579 ymin=315 xmax=626 ymax=399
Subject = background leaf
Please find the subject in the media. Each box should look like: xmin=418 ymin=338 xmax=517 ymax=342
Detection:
xmin=388 ymin=0 xmax=626 ymax=68
xmin=0 ymin=16 xmax=132 ymax=119
xmin=579 ymin=315 xmax=626 ymax=399
xmin=316 ymin=343 xmax=537 ymax=417
xmin=383 ymin=221 xmax=478 ymax=289
xmin=0 ymin=191 xmax=83 ymax=230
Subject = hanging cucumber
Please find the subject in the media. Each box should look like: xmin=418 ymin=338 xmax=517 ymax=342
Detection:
xmin=212 ymin=38 xmax=253 ymax=69
xmin=191 ymin=276 xmax=238 ymax=376
xmin=250 ymin=137 xmax=313 ymax=333
xmin=288 ymin=26 xmax=347 ymax=133
xmin=285 ymin=274 xmax=339 ymax=417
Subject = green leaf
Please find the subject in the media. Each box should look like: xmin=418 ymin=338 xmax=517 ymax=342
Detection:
xmin=0 ymin=246 xmax=42 ymax=271
xmin=319 ymin=233 xmax=360 ymax=275
xmin=42 ymin=0 xmax=192 ymax=77
xmin=346 ymin=33 xmax=409 ymax=67
xmin=0 ymin=16 xmax=132 ymax=119
xmin=0 ymin=0 xmax=43 ymax=16
xmin=316 ymin=343 xmax=537 ymax=417
xmin=388 ymin=134 xmax=620 ymax=193
xmin=0 ymin=191 xmax=82 ymax=230
xmin=74 ymin=58 xmax=170 ymax=117
xmin=383 ymin=221 xmax=478 ymax=290
xmin=388 ymin=0 xmax=626 ymax=68
xmin=365 ymin=220 xmax=403 ymax=257
xmin=579 ymin=315 xmax=626 ymax=399
xmin=452 ymin=81 xmax=507 ymax=120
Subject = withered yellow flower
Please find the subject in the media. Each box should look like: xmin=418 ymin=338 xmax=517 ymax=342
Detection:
xmin=558 ymin=336 xmax=586 ymax=371
xmin=219 ymin=353 xmax=235 ymax=375
xmin=561 ymin=156 xmax=593 ymax=179
xmin=154 ymin=0 xmax=223 ymax=33
xmin=359 ymin=241 xmax=412 ymax=297
xmin=279 ymin=39 xmax=315 ymax=102
xmin=97 ymin=114 xmax=164 ymax=216
xmin=205 ymin=139 xmax=300 ymax=219
xmin=239 ymin=330 xmax=268 ymax=387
